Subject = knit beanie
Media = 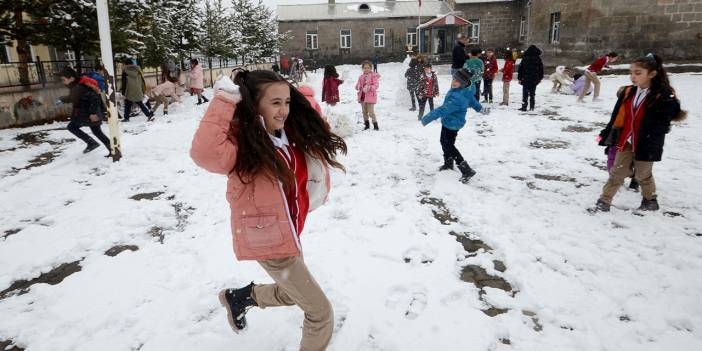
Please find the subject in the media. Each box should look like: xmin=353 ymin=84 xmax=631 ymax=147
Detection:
xmin=453 ymin=68 xmax=473 ymax=88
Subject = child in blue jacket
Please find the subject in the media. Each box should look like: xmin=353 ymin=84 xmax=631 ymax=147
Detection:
xmin=421 ymin=68 xmax=490 ymax=183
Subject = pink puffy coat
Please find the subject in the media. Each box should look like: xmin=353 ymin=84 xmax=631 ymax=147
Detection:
xmin=189 ymin=64 xmax=204 ymax=90
xmin=355 ymin=72 xmax=380 ymax=104
xmin=190 ymin=92 xmax=331 ymax=261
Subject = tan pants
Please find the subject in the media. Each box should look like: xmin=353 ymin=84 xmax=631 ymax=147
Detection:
xmin=579 ymin=70 xmax=601 ymax=100
xmin=599 ymin=144 xmax=656 ymax=205
xmin=502 ymin=81 xmax=511 ymax=104
xmin=253 ymin=256 xmax=334 ymax=351
xmin=150 ymin=95 xmax=169 ymax=113
xmin=361 ymin=102 xmax=377 ymax=123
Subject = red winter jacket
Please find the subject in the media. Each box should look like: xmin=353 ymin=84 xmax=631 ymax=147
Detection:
xmin=588 ymin=56 xmax=610 ymax=73
xmin=322 ymin=76 xmax=343 ymax=104
xmin=501 ymin=60 xmax=515 ymax=81
xmin=483 ymin=56 xmax=499 ymax=80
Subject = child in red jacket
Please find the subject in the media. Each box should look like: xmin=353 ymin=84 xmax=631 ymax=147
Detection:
xmin=578 ymin=52 xmax=619 ymax=102
xmin=481 ymin=49 xmax=499 ymax=103
xmin=500 ymin=52 xmax=515 ymax=106
xmin=322 ymin=65 xmax=343 ymax=106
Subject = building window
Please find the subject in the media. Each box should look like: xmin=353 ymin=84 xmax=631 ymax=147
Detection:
xmin=549 ymin=12 xmax=561 ymax=44
xmin=519 ymin=16 xmax=527 ymax=41
xmin=0 ymin=35 xmax=10 ymax=63
xmin=64 ymin=50 xmax=76 ymax=61
xmin=340 ymin=29 xmax=352 ymax=49
xmin=374 ymin=28 xmax=385 ymax=48
xmin=468 ymin=19 xmax=480 ymax=43
xmin=306 ymin=31 xmax=318 ymax=50
xmin=406 ymin=27 xmax=417 ymax=47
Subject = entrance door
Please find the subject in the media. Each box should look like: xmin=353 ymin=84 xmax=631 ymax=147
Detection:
xmin=435 ymin=29 xmax=447 ymax=54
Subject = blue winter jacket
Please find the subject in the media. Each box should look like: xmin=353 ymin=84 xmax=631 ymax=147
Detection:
xmin=421 ymin=85 xmax=482 ymax=131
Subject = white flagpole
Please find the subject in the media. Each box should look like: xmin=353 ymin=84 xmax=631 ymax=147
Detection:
xmin=96 ymin=0 xmax=122 ymax=161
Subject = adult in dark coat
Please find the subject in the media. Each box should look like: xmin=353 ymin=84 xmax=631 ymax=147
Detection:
xmin=404 ymin=58 xmax=421 ymax=111
xmin=517 ymin=45 xmax=544 ymax=111
xmin=451 ymin=34 xmax=469 ymax=75
xmin=58 ymin=67 xmax=111 ymax=155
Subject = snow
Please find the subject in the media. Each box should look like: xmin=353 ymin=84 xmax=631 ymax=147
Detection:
xmin=1 ymin=63 xmax=701 ymax=350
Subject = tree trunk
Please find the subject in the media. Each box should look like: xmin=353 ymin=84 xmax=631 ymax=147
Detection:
xmin=74 ymin=49 xmax=83 ymax=74
xmin=15 ymin=10 xmax=31 ymax=90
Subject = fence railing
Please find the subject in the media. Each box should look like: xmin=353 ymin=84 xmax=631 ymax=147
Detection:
xmin=1 ymin=56 xmax=278 ymax=89
xmin=0 ymin=58 xmax=99 ymax=88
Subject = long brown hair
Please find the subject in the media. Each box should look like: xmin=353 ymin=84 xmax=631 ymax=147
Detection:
xmin=229 ymin=70 xmax=347 ymax=189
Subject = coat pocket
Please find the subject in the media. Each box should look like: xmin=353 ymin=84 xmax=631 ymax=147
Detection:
xmin=240 ymin=215 xmax=284 ymax=249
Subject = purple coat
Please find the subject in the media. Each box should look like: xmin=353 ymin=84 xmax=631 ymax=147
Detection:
xmin=355 ymin=72 xmax=380 ymax=103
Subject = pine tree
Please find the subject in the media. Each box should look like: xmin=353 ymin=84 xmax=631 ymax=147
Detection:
xmin=230 ymin=0 xmax=284 ymax=64
xmin=39 ymin=0 xmax=101 ymax=72
xmin=202 ymin=0 xmax=234 ymax=59
xmin=166 ymin=0 xmax=202 ymax=68
xmin=0 ymin=0 xmax=51 ymax=86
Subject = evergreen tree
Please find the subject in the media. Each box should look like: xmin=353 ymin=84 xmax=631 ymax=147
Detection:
xmin=0 ymin=0 xmax=51 ymax=86
xmin=39 ymin=0 xmax=101 ymax=72
xmin=230 ymin=0 xmax=284 ymax=64
xmin=202 ymin=0 xmax=235 ymax=59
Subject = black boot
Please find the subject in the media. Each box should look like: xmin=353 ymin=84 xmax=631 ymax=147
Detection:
xmin=638 ymin=197 xmax=659 ymax=211
xmin=438 ymin=157 xmax=454 ymax=171
xmin=373 ymin=122 xmax=379 ymax=131
xmin=83 ymin=141 xmax=100 ymax=154
xmin=218 ymin=282 xmax=258 ymax=332
xmin=588 ymin=199 xmax=611 ymax=213
xmin=518 ymin=104 xmax=527 ymax=112
xmin=457 ymin=160 xmax=476 ymax=183
xmin=409 ymin=106 xmax=416 ymax=111
xmin=197 ymin=98 xmax=203 ymax=105
xmin=363 ymin=120 xmax=370 ymax=130
xmin=628 ymin=178 xmax=639 ymax=191
xmin=202 ymin=96 xmax=209 ymax=103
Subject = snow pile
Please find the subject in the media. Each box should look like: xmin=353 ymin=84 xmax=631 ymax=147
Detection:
xmin=0 ymin=62 xmax=701 ymax=351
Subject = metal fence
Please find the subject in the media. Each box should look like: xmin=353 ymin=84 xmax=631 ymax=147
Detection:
xmin=1 ymin=56 xmax=278 ymax=89
xmin=0 ymin=58 xmax=99 ymax=88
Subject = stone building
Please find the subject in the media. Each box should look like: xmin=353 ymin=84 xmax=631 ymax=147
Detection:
xmin=522 ymin=0 xmax=702 ymax=64
xmin=277 ymin=1 xmax=454 ymax=66
xmin=277 ymin=0 xmax=702 ymax=66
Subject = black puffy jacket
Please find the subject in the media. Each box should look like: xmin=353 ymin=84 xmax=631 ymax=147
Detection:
xmin=517 ymin=45 xmax=544 ymax=85
xmin=60 ymin=79 xmax=103 ymax=127
xmin=599 ymin=85 xmax=685 ymax=162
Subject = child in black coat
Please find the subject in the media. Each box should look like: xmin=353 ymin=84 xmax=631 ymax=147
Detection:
xmin=517 ymin=45 xmax=544 ymax=111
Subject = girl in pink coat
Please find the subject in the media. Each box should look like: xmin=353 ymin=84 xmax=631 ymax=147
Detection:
xmin=190 ymin=70 xmax=347 ymax=350
xmin=355 ymin=60 xmax=380 ymax=130
xmin=189 ymin=58 xmax=209 ymax=105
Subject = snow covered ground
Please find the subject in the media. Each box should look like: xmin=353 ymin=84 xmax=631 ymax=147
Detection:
xmin=1 ymin=62 xmax=701 ymax=351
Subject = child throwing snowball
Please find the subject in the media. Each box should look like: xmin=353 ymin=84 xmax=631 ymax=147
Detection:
xmin=190 ymin=71 xmax=347 ymax=349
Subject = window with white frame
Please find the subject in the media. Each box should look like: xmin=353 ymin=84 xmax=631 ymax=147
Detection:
xmin=306 ymin=31 xmax=318 ymax=50
xmin=373 ymin=28 xmax=385 ymax=48
xmin=340 ymin=29 xmax=352 ymax=49
xmin=519 ymin=16 xmax=527 ymax=41
xmin=64 ymin=50 xmax=76 ymax=61
xmin=549 ymin=12 xmax=561 ymax=44
xmin=406 ymin=27 xmax=417 ymax=47
xmin=468 ymin=19 xmax=480 ymax=43
xmin=0 ymin=35 xmax=10 ymax=63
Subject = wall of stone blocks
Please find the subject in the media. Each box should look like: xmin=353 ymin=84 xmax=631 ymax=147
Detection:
xmin=525 ymin=0 xmax=702 ymax=65
xmin=454 ymin=1 xmax=524 ymax=51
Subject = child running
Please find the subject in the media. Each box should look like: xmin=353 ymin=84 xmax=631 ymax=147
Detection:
xmin=355 ymin=60 xmax=381 ymax=130
xmin=592 ymin=54 xmax=685 ymax=212
xmin=420 ymin=68 xmax=490 ymax=184
xmin=190 ymin=71 xmax=347 ymax=349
